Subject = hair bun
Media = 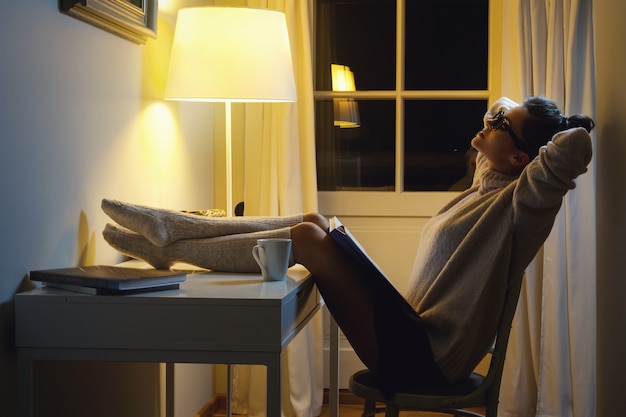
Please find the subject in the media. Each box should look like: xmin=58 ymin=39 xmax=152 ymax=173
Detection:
xmin=567 ymin=114 xmax=596 ymax=132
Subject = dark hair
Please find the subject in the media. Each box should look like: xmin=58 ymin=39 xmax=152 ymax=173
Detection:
xmin=520 ymin=96 xmax=595 ymax=158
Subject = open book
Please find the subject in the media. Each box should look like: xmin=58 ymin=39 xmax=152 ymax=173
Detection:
xmin=328 ymin=217 xmax=396 ymax=291
xmin=30 ymin=265 xmax=187 ymax=295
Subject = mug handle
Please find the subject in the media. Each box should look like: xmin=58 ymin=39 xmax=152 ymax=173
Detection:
xmin=252 ymin=245 xmax=268 ymax=277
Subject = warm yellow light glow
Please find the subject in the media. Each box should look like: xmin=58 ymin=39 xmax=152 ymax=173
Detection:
xmin=331 ymin=63 xmax=356 ymax=92
xmin=334 ymin=99 xmax=360 ymax=128
xmin=165 ymin=7 xmax=297 ymax=102
xmin=331 ymin=64 xmax=359 ymax=127
xmin=141 ymin=102 xmax=178 ymax=165
xmin=158 ymin=0 xmax=176 ymax=16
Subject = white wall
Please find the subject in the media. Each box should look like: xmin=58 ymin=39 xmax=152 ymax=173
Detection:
xmin=594 ymin=1 xmax=626 ymax=416
xmin=0 ymin=1 xmax=216 ymax=416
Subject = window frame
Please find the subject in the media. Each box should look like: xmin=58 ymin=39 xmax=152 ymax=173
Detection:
xmin=315 ymin=0 xmax=503 ymax=217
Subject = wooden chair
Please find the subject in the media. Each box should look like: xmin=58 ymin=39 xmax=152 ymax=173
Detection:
xmin=348 ymin=276 xmax=524 ymax=417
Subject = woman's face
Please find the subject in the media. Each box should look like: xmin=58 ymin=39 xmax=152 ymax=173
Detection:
xmin=471 ymin=105 xmax=530 ymax=174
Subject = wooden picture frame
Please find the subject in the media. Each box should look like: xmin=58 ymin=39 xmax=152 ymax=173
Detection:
xmin=60 ymin=0 xmax=157 ymax=44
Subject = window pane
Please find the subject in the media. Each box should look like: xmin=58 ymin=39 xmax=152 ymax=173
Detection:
xmin=315 ymin=0 xmax=396 ymax=91
xmin=405 ymin=0 xmax=488 ymax=90
xmin=404 ymin=100 xmax=487 ymax=191
xmin=316 ymin=99 xmax=396 ymax=190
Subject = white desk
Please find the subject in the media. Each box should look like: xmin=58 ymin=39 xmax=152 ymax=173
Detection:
xmin=15 ymin=266 xmax=336 ymax=417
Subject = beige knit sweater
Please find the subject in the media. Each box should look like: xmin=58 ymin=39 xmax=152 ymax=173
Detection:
xmin=404 ymin=124 xmax=593 ymax=383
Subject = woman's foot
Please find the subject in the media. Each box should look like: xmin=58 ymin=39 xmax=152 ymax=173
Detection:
xmin=101 ymin=199 xmax=176 ymax=247
xmin=102 ymin=223 xmax=172 ymax=269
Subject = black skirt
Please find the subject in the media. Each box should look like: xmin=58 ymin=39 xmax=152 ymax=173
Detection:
xmin=371 ymin=276 xmax=447 ymax=397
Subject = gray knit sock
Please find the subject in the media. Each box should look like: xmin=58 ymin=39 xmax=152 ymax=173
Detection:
xmin=103 ymin=223 xmax=294 ymax=272
xmin=101 ymin=199 xmax=303 ymax=247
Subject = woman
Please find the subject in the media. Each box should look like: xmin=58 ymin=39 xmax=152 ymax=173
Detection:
xmin=102 ymin=96 xmax=594 ymax=394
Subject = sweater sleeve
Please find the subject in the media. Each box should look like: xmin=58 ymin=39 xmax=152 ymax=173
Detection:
xmin=512 ymin=127 xmax=593 ymax=265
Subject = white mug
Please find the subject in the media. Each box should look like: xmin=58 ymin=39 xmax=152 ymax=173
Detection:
xmin=252 ymin=238 xmax=292 ymax=282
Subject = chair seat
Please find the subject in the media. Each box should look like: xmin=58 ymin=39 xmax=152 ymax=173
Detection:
xmin=349 ymin=369 xmax=489 ymax=412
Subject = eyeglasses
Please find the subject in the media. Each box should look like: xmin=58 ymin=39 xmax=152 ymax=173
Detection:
xmin=488 ymin=110 xmax=529 ymax=154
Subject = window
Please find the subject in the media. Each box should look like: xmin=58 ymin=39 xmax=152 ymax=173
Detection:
xmin=314 ymin=0 xmax=501 ymax=207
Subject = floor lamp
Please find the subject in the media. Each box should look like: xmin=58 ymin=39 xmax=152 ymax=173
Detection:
xmin=165 ymin=7 xmax=297 ymax=217
xmin=164 ymin=7 xmax=297 ymax=416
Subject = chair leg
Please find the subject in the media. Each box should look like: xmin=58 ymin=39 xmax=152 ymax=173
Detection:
xmin=384 ymin=404 xmax=399 ymax=417
xmin=484 ymin=399 xmax=498 ymax=417
xmin=362 ymin=399 xmax=377 ymax=417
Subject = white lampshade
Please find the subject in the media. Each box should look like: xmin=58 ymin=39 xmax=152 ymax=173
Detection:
xmin=165 ymin=7 xmax=297 ymax=102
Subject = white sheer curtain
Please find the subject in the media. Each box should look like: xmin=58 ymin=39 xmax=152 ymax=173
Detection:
xmin=498 ymin=1 xmax=596 ymax=416
xmin=218 ymin=1 xmax=322 ymax=416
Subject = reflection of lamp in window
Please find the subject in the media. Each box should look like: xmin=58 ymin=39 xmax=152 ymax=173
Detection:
xmin=334 ymin=100 xmax=360 ymax=128
xmin=331 ymin=63 xmax=356 ymax=91
xmin=331 ymin=63 xmax=360 ymax=128
xmin=165 ymin=7 xmax=297 ymax=217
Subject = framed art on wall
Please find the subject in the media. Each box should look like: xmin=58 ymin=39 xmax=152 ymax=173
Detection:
xmin=60 ymin=0 xmax=157 ymax=44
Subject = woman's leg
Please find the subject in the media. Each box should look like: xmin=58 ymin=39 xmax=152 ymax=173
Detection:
xmin=290 ymin=220 xmax=382 ymax=372
xmin=101 ymin=199 xmax=304 ymax=247
xmin=103 ymin=224 xmax=294 ymax=272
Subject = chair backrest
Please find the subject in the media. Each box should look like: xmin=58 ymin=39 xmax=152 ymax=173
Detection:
xmin=478 ymin=274 xmax=524 ymax=413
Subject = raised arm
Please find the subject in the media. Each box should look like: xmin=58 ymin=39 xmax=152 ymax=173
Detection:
xmin=512 ymin=127 xmax=593 ymax=264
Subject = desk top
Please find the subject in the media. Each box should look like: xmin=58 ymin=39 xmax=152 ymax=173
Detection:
xmin=17 ymin=264 xmax=312 ymax=305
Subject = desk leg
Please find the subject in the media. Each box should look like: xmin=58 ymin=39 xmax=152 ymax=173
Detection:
xmin=17 ymin=350 xmax=32 ymax=417
xmin=226 ymin=364 xmax=233 ymax=417
xmin=329 ymin=316 xmax=340 ymax=417
xmin=266 ymin=355 xmax=281 ymax=416
xmin=165 ymin=363 xmax=174 ymax=417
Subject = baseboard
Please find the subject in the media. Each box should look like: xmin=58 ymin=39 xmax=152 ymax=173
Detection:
xmin=197 ymin=389 xmax=362 ymax=416
xmin=198 ymin=391 xmax=484 ymax=416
